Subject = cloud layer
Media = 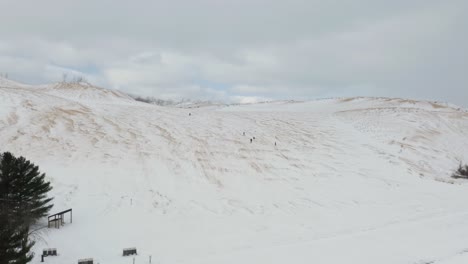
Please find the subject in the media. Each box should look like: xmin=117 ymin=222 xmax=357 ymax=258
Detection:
xmin=0 ymin=0 xmax=467 ymax=105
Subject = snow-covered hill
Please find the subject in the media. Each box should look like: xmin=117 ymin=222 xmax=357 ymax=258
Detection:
xmin=41 ymin=81 xmax=134 ymax=102
xmin=1 ymin=77 xmax=468 ymax=264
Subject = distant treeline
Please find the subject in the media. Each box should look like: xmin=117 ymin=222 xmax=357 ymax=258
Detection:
xmin=128 ymin=94 xmax=216 ymax=107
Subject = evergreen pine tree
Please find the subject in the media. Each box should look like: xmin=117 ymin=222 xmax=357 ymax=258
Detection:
xmin=1 ymin=152 xmax=53 ymax=223
xmin=15 ymin=227 xmax=35 ymax=264
xmin=0 ymin=199 xmax=33 ymax=264
xmin=0 ymin=152 xmax=53 ymax=264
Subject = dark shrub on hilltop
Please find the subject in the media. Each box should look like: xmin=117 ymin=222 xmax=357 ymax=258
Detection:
xmin=452 ymin=163 xmax=468 ymax=179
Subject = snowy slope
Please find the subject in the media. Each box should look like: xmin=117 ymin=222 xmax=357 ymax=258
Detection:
xmin=0 ymin=76 xmax=36 ymax=88
xmin=41 ymin=81 xmax=135 ymax=102
xmin=1 ymin=79 xmax=468 ymax=264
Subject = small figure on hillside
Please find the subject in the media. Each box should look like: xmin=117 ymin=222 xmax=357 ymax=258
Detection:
xmin=189 ymin=113 xmax=191 ymax=116
xmin=250 ymin=138 xmax=253 ymax=143
xmin=275 ymin=142 xmax=276 ymax=146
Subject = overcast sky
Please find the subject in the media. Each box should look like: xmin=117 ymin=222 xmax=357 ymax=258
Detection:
xmin=0 ymin=0 xmax=467 ymax=105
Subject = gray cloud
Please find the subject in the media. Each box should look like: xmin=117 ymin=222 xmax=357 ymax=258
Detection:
xmin=0 ymin=0 xmax=467 ymax=105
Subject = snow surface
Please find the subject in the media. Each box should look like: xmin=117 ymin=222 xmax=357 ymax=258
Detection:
xmin=1 ymin=78 xmax=468 ymax=264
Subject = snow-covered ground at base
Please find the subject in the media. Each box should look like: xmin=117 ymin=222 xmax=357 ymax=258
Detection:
xmin=1 ymin=77 xmax=468 ymax=264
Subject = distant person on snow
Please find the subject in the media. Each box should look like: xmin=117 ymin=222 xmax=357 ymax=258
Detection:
xmin=250 ymin=138 xmax=252 ymax=143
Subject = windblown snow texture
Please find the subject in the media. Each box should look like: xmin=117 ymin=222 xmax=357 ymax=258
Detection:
xmin=1 ymin=77 xmax=468 ymax=264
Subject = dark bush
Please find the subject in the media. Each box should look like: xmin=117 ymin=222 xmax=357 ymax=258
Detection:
xmin=452 ymin=163 xmax=468 ymax=179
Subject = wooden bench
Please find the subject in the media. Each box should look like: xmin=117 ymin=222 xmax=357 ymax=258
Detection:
xmin=78 ymin=258 xmax=93 ymax=264
xmin=123 ymin=247 xmax=137 ymax=256
xmin=42 ymin=248 xmax=57 ymax=256
xmin=41 ymin=248 xmax=57 ymax=262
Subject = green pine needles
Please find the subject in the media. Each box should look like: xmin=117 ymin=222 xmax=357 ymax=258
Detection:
xmin=0 ymin=152 xmax=54 ymax=264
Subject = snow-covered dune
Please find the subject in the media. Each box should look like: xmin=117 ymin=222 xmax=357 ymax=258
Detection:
xmin=42 ymin=81 xmax=135 ymax=102
xmin=1 ymin=78 xmax=468 ymax=264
